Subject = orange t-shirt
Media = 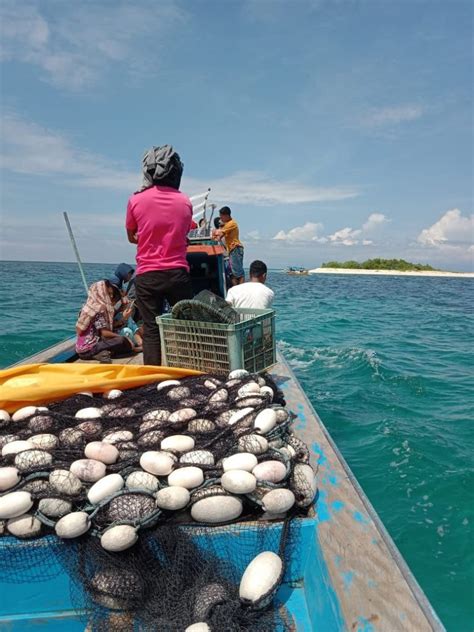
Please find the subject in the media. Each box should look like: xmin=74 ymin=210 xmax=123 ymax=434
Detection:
xmin=220 ymin=219 xmax=243 ymax=252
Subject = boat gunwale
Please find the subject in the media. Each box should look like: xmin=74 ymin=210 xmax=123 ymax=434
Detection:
xmin=277 ymin=352 xmax=445 ymax=631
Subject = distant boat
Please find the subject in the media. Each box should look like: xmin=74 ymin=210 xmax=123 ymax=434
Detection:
xmin=285 ymin=267 xmax=309 ymax=276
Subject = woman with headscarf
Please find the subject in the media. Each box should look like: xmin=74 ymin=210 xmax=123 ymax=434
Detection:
xmin=75 ymin=280 xmax=133 ymax=362
xmin=125 ymin=145 xmax=193 ymax=365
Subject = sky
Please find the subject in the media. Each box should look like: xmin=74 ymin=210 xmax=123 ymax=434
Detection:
xmin=0 ymin=0 xmax=472 ymax=270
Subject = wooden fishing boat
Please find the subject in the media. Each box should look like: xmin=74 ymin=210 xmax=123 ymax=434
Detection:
xmin=285 ymin=268 xmax=309 ymax=276
xmin=0 ymin=340 xmax=444 ymax=631
xmin=0 ymin=236 xmax=444 ymax=631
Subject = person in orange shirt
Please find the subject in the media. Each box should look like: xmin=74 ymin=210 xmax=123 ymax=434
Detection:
xmin=212 ymin=206 xmax=245 ymax=285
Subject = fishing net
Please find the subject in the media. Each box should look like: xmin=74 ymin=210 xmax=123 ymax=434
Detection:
xmin=171 ymin=290 xmax=240 ymax=324
xmin=0 ymin=371 xmax=317 ymax=631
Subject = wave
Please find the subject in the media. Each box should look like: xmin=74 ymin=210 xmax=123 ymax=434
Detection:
xmin=277 ymin=339 xmax=381 ymax=374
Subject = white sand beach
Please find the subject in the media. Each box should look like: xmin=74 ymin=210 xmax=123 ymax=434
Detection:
xmin=309 ymin=268 xmax=474 ymax=278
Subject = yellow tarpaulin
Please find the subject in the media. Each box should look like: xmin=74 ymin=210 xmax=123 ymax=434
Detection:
xmin=0 ymin=364 xmax=202 ymax=413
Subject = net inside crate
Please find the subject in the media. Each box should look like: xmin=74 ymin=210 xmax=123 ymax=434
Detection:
xmin=157 ymin=308 xmax=276 ymax=375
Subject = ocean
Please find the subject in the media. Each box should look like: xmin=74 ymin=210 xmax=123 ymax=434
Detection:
xmin=0 ymin=260 xmax=473 ymax=630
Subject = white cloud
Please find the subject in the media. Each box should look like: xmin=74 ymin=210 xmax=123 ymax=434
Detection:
xmin=361 ymin=105 xmax=423 ymax=127
xmin=0 ymin=1 xmax=186 ymax=90
xmin=1 ymin=113 xmax=360 ymax=205
xmin=328 ymin=226 xmax=362 ymax=246
xmin=0 ymin=112 xmax=140 ymax=191
xmin=186 ymin=172 xmax=359 ymax=206
xmin=273 ymin=213 xmax=389 ymax=246
xmin=273 ymin=222 xmax=325 ymax=242
xmin=417 ymin=209 xmax=474 ymax=247
xmin=327 ymin=212 xmax=388 ymax=246
xmin=362 ymin=213 xmax=388 ymax=232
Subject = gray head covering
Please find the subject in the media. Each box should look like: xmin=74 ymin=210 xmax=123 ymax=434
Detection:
xmin=140 ymin=145 xmax=183 ymax=191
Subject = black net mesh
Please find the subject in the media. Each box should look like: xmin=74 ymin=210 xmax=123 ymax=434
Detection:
xmin=171 ymin=290 xmax=240 ymax=324
xmin=0 ymin=371 xmax=317 ymax=630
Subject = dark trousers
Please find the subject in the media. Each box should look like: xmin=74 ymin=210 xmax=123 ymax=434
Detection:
xmin=135 ymin=268 xmax=193 ymax=365
xmin=78 ymin=336 xmax=132 ymax=360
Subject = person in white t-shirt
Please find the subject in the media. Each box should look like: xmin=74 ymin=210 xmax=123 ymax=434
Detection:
xmin=226 ymin=260 xmax=274 ymax=309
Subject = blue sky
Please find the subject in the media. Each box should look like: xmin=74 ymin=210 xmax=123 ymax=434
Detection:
xmin=0 ymin=0 xmax=472 ymax=270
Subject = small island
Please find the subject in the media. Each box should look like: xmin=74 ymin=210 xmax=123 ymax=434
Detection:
xmin=309 ymin=258 xmax=474 ymax=278
xmin=322 ymin=258 xmax=437 ymax=271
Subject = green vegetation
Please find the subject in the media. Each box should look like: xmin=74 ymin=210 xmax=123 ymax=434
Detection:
xmin=321 ymin=258 xmax=437 ymax=271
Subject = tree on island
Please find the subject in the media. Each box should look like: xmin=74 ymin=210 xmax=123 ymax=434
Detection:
xmin=321 ymin=258 xmax=437 ymax=271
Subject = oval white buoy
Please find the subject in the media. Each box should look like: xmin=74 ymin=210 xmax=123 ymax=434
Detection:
xmin=188 ymin=418 xmax=216 ymax=434
xmin=2 ymin=440 xmax=34 ymax=457
xmin=101 ymin=525 xmax=138 ymax=552
xmin=155 ymin=486 xmax=190 ymax=510
xmin=185 ymin=624 xmax=210 ymax=632
xmin=126 ymin=471 xmax=159 ymax=493
xmin=140 ymin=451 xmax=175 ymax=476
xmin=273 ymin=407 xmax=289 ymax=423
xmin=15 ymin=449 xmax=53 ymax=472
xmin=291 ymin=463 xmax=317 ymax=507
xmin=75 ymin=407 xmax=103 ymax=419
xmin=157 ymin=379 xmax=180 ymax=391
xmin=0 ymin=491 xmax=33 ymax=519
xmin=55 ymin=512 xmax=91 ymax=538
xmin=102 ymin=430 xmax=133 ymax=444
xmin=70 ymin=459 xmax=106 ymax=482
xmin=0 ymin=466 xmax=20 ymax=491
xmin=59 ymin=428 xmax=85 ymax=447
xmin=12 ymin=406 xmax=39 ymax=422
xmin=87 ymin=473 xmax=124 ymax=504
xmin=142 ymin=409 xmax=170 ymax=422
xmin=179 ymin=450 xmax=215 ymax=466
xmin=209 ymin=389 xmax=228 ymax=403
xmin=38 ymin=498 xmax=72 ymax=518
xmin=191 ymin=496 xmax=243 ymax=523
xmin=49 ymin=469 xmax=82 ymax=496
xmin=239 ymin=551 xmax=283 ymax=606
xmin=28 ymin=415 xmax=55 ymax=433
xmin=222 ymin=453 xmax=258 ymax=473
xmin=168 ymin=466 xmax=203 ymax=489
xmin=252 ymin=460 xmax=287 ymax=483
xmin=237 ymin=434 xmax=268 ymax=455
xmin=253 ymin=409 xmax=277 ymax=434
xmin=167 ymin=386 xmax=191 ymax=401
xmin=221 ymin=470 xmax=257 ymax=494
xmin=237 ymin=383 xmax=261 ymax=398
xmin=104 ymin=389 xmax=123 ymax=400
xmin=168 ymin=408 xmax=197 ymax=424
xmin=228 ymin=408 xmax=254 ymax=426
xmin=29 ymin=434 xmax=58 ymax=450
xmin=260 ymin=386 xmax=274 ymax=401
xmin=161 ymin=435 xmax=195 ymax=453
xmin=228 ymin=369 xmax=249 ymax=380
xmin=7 ymin=514 xmax=42 ymax=538
xmin=262 ymin=489 xmax=295 ymax=514
xmin=0 ymin=409 xmax=11 ymax=423
xmin=84 ymin=441 xmax=119 ymax=464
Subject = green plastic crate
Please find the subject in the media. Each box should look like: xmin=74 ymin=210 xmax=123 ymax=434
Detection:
xmin=157 ymin=308 xmax=276 ymax=375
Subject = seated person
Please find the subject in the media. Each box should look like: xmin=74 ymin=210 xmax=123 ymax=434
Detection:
xmin=109 ymin=263 xmax=135 ymax=293
xmin=113 ymin=300 xmax=143 ymax=352
xmin=226 ymin=260 xmax=274 ymax=309
xmin=75 ymin=280 xmax=134 ymax=362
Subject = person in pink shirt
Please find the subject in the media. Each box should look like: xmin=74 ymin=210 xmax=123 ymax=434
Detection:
xmin=126 ymin=145 xmax=193 ymax=365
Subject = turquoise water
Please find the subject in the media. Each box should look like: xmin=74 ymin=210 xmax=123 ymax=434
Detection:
xmin=1 ymin=261 xmax=473 ymax=630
